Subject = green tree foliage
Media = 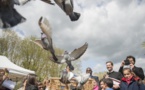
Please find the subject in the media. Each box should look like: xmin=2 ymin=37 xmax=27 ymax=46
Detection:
xmin=0 ymin=30 xmax=82 ymax=80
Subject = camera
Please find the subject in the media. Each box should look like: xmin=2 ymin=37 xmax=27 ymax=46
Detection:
xmin=124 ymin=59 xmax=130 ymax=65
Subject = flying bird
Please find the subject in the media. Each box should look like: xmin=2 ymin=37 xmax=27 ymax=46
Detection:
xmin=0 ymin=0 xmax=30 ymax=28
xmin=31 ymin=17 xmax=53 ymax=51
xmin=31 ymin=17 xmax=58 ymax=61
xmin=74 ymin=73 xmax=90 ymax=89
xmin=60 ymin=70 xmax=90 ymax=89
xmin=42 ymin=0 xmax=80 ymax=21
xmin=49 ymin=42 xmax=88 ymax=71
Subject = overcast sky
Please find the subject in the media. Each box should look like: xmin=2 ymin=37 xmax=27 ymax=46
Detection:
xmin=1 ymin=0 xmax=145 ymax=74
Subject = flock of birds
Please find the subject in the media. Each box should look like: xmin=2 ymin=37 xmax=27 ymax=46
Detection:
xmin=0 ymin=0 xmax=90 ymax=89
xmin=0 ymin=0 xmax=80 ymax=28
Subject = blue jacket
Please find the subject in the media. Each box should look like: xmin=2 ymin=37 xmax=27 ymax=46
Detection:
xmin=106 ymin=88 xmax=113 ymax=90
xmin=120 ymin=79 xmax=145 ymax=90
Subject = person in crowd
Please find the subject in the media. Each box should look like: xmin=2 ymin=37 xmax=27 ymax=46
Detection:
xmin=105 ymin=61 xmax=122 ymax=90
xmin=99 ymin=79 xmax=105 ymax=90
xmin=92 ymin=78 xmax=99 ymax=90
xmin=23 ymin=74 xmax=38 ymax=90
xmin=119 ymin=55 xmax=145 ymax=80
xmin=0 ymin=68 xmax=10 ymax=90
xmin=99 ymin=78 xmax=113 ymax=90
xmin=120 ymin=68 xmax=145 ymax=90
xmin=86 ymin=67 xmax=99 ymax=84
xmin=37 ymin=82 xmax=43 ymax=90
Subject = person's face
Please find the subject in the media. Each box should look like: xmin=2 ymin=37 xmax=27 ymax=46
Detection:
xmin=92 ymin=80 xmax=98 ymax=87
xmin=66 ymin=66 xmax=70 ymax=72
xmin=86 ymin=68 xmax=92 ymax=74
xmin=39 ymin=87 xmax=43 ymax=90
xmin=100 ymin=81 xmax=106 ymax=89
xmin=128 ymin=58 xmax=135 ymax=65
xmin=0 ymin=69 xmax=5 ymax=76
xmin=106 ymin=63 xmax=113 ymax=72
xmin=46 ymin=80 xmax=50 ymax=86
xmin=123 ymin=70 xmax=132 ymax=79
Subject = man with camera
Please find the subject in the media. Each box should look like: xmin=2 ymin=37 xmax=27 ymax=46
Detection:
xmin=119 ymin=55 xmax=145 ymax=80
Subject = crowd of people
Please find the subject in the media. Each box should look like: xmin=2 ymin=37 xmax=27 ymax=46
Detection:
xmin=0 ymin=55 xmax=145 ymax=90
xmin=97 ymin=55 xmax=145 ymax=90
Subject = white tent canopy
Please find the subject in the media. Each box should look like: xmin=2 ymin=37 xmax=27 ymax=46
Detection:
xmin=0 ymin=56 xmax=35 ymax=81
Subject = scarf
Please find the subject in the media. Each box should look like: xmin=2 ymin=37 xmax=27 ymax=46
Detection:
xmin=122 ymin=76 xmax=140 ymax=84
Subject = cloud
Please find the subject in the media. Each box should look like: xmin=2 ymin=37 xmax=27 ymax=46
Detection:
xmin=1 ymin=0 xmax=145 ymax=73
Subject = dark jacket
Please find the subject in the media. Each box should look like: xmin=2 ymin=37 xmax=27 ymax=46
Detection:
xmin=107 ymin=71 xmax=123 ymax=90
xmin=120 ymin=77 xmax=145 ymax=90
xmin=107 ymin=71 xmax=123 ymax=81
xmin=90 ymin=75 xmax=99 ymax=84
xmin=119 ymin=66 xmax=145 ymax=80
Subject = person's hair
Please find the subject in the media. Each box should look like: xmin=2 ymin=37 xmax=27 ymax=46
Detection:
xmin=123 ymin=68 xmax=131 ymax=73
xmin=66 ymin=65 xmax=74 ymax=71
xmin=86 ymin=67 xmax=92 ymax=76
xmin=106 ymin=61 xmax=114 ymax=66
xmin=99 ymin=79 xmax=104 ymax=90
xmin=126 ymin=55 xmax=136 ymax=63
xmin=103 ymin=78 xmax=113 ymax=88
xmin=27 ymin=75 xmax=36 ymax=85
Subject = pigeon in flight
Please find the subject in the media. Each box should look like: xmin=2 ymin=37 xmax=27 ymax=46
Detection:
xmin=49 ymin=42 xmax=88 ymax=71
xmin=42 ymin=0 xmax=80 ymax=21
xmin=31 ymin=17 xmax=58 ymax=61
xmin=74 ymin=73 xmax=90 ymax=89
xmin=60 ymin=68 xmax=90 ymax=89
xmin=0 ymin=0 xmax=31 ymax=28
xmin=31 ymin=17 xmax=53 ymax=51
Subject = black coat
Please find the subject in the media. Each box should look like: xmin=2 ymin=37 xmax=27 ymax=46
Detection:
xmin=107 ymin=71 xmax=123 ymax=90
xmin=119 ymin=66 xmax=145 ymax=80
xmin=107 ymin=71 xmax=123 ymax=81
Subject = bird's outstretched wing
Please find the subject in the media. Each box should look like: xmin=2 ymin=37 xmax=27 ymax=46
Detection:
xmin=41 ymin=0 xmax=55 ymax=5
xmin=39 ymin=17 xmax=52 ymax=40
xmin=31 ymin=40 xmax=45 ymax=49
xmin=13 ymin=0 xmax=30 ymax=5
xmin=69 ymin=43 xmax=88 ymax=61
xmin=75 ymin=73 xmax=90 ymax=89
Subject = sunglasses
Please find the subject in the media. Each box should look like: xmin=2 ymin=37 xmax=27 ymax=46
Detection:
xmin=86 ymin=69 xmax=91 ymax=71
